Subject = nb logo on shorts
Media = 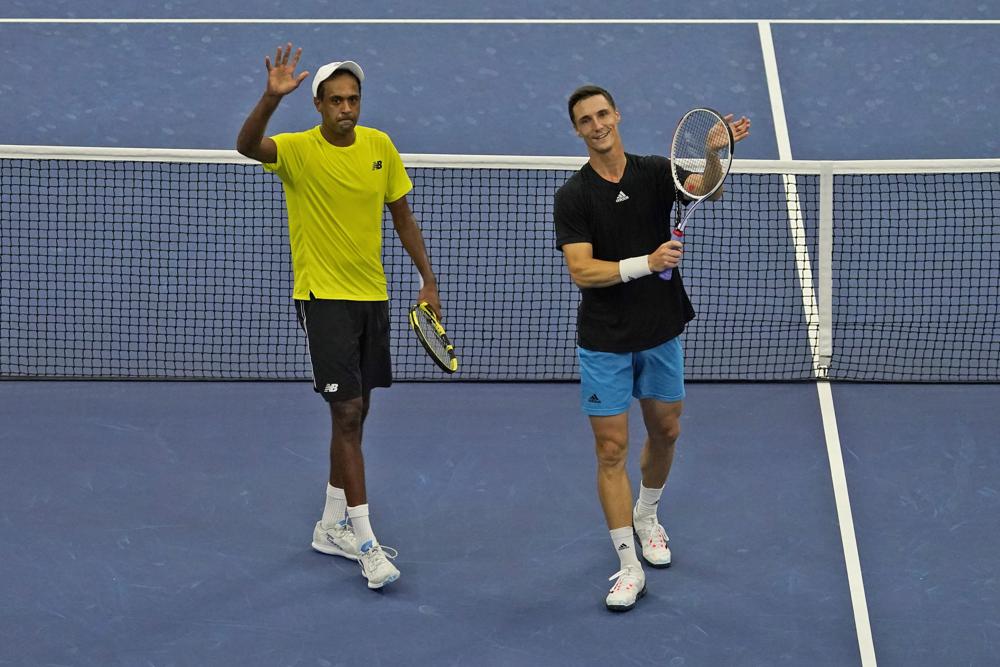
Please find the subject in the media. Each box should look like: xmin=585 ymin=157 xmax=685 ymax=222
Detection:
xmin=323 ymin=384 xmax=339 ymax=393
xmin=372 ymin=160 xmax=383 ymax=170
xmin=588 ymin=393 xmax=601 ymax=404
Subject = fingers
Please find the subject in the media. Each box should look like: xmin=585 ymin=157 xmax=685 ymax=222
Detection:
xmin=271 ymin=43 xmax=301 ymax=68
xmin=729 ymin=115 xmax=751 ymax=142
xmin=427 ymin=300 xmax=443 ymax=321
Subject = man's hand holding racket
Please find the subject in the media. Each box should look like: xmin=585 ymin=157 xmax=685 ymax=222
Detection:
xmin=414 ymin=272 xmax=442 ymax=319
xmin=647 ymin=241 xmax=685 ymax=274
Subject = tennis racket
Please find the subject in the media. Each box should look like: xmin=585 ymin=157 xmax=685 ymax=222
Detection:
xmin=408 ymin=302 xmax=458 ymax=374
xmin=659 ymin=107 xmax=735 ymax=280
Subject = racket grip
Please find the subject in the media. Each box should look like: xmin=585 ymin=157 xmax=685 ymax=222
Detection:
xmin=657 ymin=228 xmax=684 ymax=280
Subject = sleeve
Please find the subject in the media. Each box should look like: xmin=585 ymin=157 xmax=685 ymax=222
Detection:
xmin=553 ymin=180 xmax=591 ymax=250
xmin=262 ymin=132 xmax=303 ymax=185
xmin=383 ymin=136 xmax=413 ymax=203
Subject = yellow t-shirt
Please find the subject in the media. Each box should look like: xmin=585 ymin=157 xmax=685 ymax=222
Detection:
xmin=263 ymin=125 xmax=413 ymax=300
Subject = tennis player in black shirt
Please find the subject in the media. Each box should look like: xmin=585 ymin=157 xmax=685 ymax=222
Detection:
xmin=554 ymin=85 xmax=749 ymax=611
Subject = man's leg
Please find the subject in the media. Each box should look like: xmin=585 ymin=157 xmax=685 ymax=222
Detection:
xmin=578 ymin=346 xmax=646 ymax=610
xmin=632 ymin=398 xmax=681 ymax=568
xmin=329 ymin=395 xmax=369 ymax=505
xmin=638 ymin=398 xmax=681 ymax=492
xmin=590 ymin=412 xmax=633 ymax=531
xmin=312 ymin=395 xmax=369 ymax=562
xmin=590 ymin=413 xmax=647 ymax=611
xmin=328 ymin=394 xmax=399 ymax=588
xmin=631 ymin=336 xmax=685 ymax=568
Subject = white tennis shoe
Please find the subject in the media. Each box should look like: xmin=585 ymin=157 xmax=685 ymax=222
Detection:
xmin=358 ymin=540 xmax=400 ymax=589
xmin=633 ymin=504 xmax=672 ymax=568
xmin=311 ymin=520 xmax=360 ymax=561
xmin=605 ymin=565 xmax=646 ymax=611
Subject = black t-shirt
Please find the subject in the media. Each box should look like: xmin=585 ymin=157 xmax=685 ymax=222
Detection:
xmin=553 ymin=153 xmax=695 ymax=352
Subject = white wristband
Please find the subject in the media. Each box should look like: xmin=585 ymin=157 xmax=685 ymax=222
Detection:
xmin=618 ymin=255 xmax=652 ymax=283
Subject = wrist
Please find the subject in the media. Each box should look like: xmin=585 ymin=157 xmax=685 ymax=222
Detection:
xmin=618 ymin=255 xmax=652 ymax=283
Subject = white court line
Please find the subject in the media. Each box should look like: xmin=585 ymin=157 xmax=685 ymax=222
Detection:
xmin=758 ymin=21 xmax=877 ymax=667
xmin=0 ymin=18 xmax=998 ymax=24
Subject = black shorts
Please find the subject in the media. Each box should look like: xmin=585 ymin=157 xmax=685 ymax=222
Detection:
xmin=294 ymin=298 xmax=392 ymax=402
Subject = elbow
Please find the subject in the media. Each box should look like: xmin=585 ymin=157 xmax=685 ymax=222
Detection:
xmin=568 ymin=268 xmax=591 ymax=289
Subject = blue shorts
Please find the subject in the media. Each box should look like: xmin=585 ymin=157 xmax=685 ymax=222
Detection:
xmin=577 ymin=337 xmax=685 ymax=416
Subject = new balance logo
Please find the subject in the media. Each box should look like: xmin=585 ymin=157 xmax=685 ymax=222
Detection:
xmin=587 ymin=394 xmax=601 ymax=404
xmin=617 ymin=543 xmax=631 ymax=551
xmin=615 ymin=190 xmax=629 ymax=203
xmin=372 ymin=160 xmax=383 ymax=170
xmin=323 ymin=383 xmax=339 ymax=393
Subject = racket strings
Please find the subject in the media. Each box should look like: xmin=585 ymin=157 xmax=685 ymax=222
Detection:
xmin=414 ymin=310 xmax=452 ymax=360
xmin=672 ymin=111 xmax=732 ymax=182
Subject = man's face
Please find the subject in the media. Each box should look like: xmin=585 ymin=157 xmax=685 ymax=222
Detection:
xmin=571 ymin=95 xmax=621 ymax=154
xmin=314 ymin=72 xmax=361 ymax=137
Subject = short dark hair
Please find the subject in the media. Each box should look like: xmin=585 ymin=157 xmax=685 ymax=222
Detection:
xmin=315 ymin=69 xmax=362 ymax=100
xmin=567 ymin=85 xmax=616 ymax=125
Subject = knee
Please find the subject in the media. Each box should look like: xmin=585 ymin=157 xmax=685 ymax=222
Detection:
xmin=330 ymin=399 xmax=364 ymax=436
xmin=595 ymin=436 xmax=629 ymax=470
xmin=651 ymin=416 xmax=681 ymax=446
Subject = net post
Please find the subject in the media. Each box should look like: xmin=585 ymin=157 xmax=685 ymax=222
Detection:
xmin=817 ymin=163 xmax=834 ymax=377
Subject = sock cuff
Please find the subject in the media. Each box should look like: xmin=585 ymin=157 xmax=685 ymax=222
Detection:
xmin=609 ymin=526 xmax=633 ymax=542
xmin=326 ymin=484 xmax=346 ymax=499
xmin=347 ymin=504 xmax=370 ymax=519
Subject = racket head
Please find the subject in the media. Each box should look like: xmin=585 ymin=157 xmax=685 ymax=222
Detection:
xmin=669 ymin=107 xmax=735 ymax=201
xmin=408 ymin=302 xmax=458 ymax=374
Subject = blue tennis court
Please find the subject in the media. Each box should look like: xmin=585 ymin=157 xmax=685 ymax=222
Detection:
xmin=1 ymin=4 xmax=998 ymax=666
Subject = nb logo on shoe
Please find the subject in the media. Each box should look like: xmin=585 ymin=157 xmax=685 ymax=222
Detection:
xmin=615 ymin=190 xmax=629 ymax=203
xmin=372 ymin=160 xmax=383 ymax=170
xmin=588 ymin=394 xmax=601 ymax=404
xmin=323 ymin=383 xmax=339 ymax=393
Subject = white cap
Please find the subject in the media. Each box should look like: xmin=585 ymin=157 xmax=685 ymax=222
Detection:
xmin=311 ymin=61 xmax=365 ymax=97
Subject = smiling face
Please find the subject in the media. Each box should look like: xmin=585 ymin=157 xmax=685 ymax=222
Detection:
xmin=313 ymin=71 xmax=362 ymax=143
xmin=570 ymin=93 xmax=622 ymax=156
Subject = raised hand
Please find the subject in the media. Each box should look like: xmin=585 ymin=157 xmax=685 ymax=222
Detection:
xmin=707 ymin=114 xmax=751 ymax=152
xmin=728 ymin=114 xmax=751 ymax=145
xmin=265 ymin=43 xmax=309 ymax=97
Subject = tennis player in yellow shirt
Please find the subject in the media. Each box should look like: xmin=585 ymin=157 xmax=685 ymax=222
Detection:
xmin=237 ymin=43 xmax=441 ymax=590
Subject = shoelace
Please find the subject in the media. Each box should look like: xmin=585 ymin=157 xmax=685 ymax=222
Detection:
xmin=360 ymin=544 xmax=399 ymax=573
xmin=331 ymin=521 xmax=354 ymax=536
xmin=637 ymin=515 xmax=668 ymax=548
xmin=608 ymin=567 xmax=641 ymax=592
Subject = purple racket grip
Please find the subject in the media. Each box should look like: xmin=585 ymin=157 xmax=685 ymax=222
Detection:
xmin=657 ymin=228 xmax=685 ymax=280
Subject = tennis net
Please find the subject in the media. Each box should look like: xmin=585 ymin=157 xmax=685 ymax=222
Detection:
xmin=1 ymin=146 xmax=997 ymax=382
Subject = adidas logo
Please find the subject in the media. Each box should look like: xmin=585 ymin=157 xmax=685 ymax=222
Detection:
xmin=617 ymin=543 xmax=631 ymax=551
xmin=615 ymin=190 xmax=629 ymax=203
xmin=587 ymin=393 xmax=601 ymax=404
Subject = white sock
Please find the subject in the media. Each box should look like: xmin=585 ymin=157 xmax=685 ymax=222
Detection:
xmin=610 ymin=526 xmax=641 ymax=570
xmin=320 ymin=484 xmax=347 ymax=529
xmin=347 ymin=504 xmax=376 ymax=551
xmin=636 ymin=483 xmax=664 ymax=519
